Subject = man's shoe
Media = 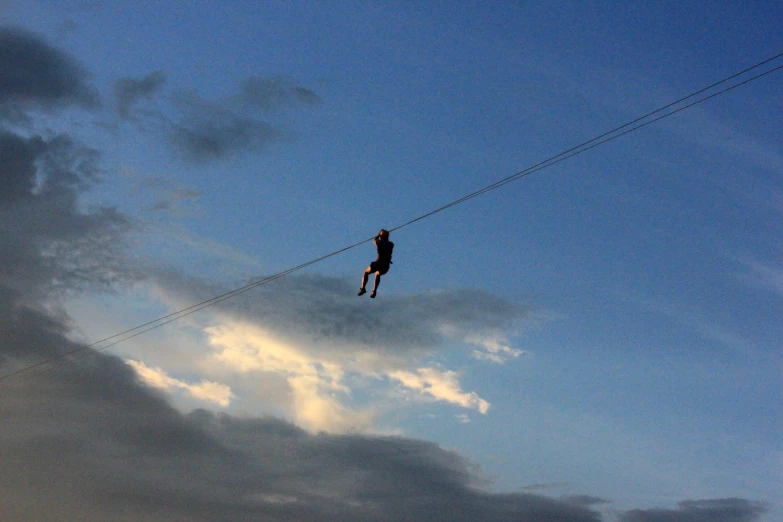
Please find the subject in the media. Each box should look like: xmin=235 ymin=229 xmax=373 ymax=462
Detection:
xmin=358 ymin=288 xmax=366 ymax=296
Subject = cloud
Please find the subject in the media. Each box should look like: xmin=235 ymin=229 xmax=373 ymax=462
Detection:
xmin=0 ymin=281 xmax=601 ymax=521
xmin=171 ymin=109 xmax=283 ymax=161
xmin=202 ymin=320 xmax=375 ymax=432
xmin=741 ymin=258 xmax=783 ymax=298
xmin=619 ymin=498 xmax=767 ymax=522
xmin=168 ymin=88 xmax=297 ymax=162
xmin=522 ymin=483 xmax=571 ymax=492
xmin=143 ymin=186 xmax=202 ymax=213
xmin=127 ymin=359 xmax=233 ymax=407
xmin=0 ymin=266 xmax=596 ymax=522
xmin=112 ymin=72 xmax=321 ymax=162
xmin=0 ymin=354 xmax=606 ymax=521
xmin=389 ymin=367 xmax=490 ymax=414
xmin=561 ymin=496 xmax=611 ymax=507
xmin=0 ymin=27 xmax=98 ymax=121
xmin=239 ymin=75 xmax=321 ymax=110
xmin=0 ymin=31 xmax=137 ymax=301
xmin=0 ymin=124 xmax=603 ymax=519
xmin=200 ymin=317 xmax=487 ymax=430
xmin=114 ymin=70 xmax=166 ymax=118
xmin=636 ymin=294 xmax=755 ymax=355
xmin=177 ymin=274 xmax=528 ymax=357
xmin=466 ymin=333 xmax=527 ymax=363
xmin=129 ymin=274 xmax=528 ymax=430
xmin=120 ymin=169 xmax=204 ymax=215
xmin=0 ymin=129 xmax=135 ymax=301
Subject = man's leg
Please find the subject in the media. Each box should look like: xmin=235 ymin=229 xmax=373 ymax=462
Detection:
xmin=370 ymin=272 xmax=381 ymax=297
xmin=359 ymin=267 xmax=371 ymax=295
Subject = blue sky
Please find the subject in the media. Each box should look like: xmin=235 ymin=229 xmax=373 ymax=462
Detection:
xmin=1 ymin=1 xmax=781 ymax=521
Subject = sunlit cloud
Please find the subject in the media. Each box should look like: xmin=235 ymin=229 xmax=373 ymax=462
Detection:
xmin=103 ymin=270 xmax=527 ymax=434
xmin=388 ymin=367 xmax=490 ymax=414
xmin=127 ymin=359 xmax=234 ymax=407
xmin=466 ymin=333 xmax=527 ymax=363
xmin=203 ymin=321 xmax=373 ymax=432
xmin=197 ymin=319 xmax=492 ymax=430
xmin=205 ymin=322 xmax=346 ymax=387
xmin=743 ymin=258 xmax=783 ymax=297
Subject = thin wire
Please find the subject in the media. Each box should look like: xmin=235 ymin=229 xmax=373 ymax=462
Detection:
xmin=390 ymin=59 xmax=783 ymax=233
xmin=2 ymin=54 xmax=782 ymax=389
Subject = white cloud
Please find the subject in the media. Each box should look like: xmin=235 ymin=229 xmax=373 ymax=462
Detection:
xmin=204 ymin=322 xmax=347 ymax=390
xmin=109 ymin=276 xmax=527 ymax=434
xmin=388 ymin=367 xmax=490 ymax=414
xmin=247 ymin=492 xmax=300 ymax=505
xmin=743 ymin=259 xmax=783 ymax=297
xmin=204 ymin=321 xmax=373 ymax=432
xmin=465 ymin=334 xmax=527 ymax=363
xmin=287 ymin=374 xmax=375 ymax=433
xmin=200 ymin=319 xmax=491 ymax=430
xmin=127 ymin=359 xmax=234 ymax=407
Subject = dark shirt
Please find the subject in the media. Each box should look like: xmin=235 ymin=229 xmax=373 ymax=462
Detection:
xmin=376 ymin=239 xmax=394 ymax=264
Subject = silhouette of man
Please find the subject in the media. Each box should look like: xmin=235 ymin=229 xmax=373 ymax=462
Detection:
xmin=358 ymin=229 xmax=394 ymax=298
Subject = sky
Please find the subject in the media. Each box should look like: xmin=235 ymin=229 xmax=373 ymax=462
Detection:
xmin=0 ymin=1 xmax=781 ymax=521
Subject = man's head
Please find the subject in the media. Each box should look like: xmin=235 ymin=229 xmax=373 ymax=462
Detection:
xmin=378 ymin=229 xmax=389 ymax=239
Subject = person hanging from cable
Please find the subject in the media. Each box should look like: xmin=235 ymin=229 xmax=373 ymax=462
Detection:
xmin=358 ymin=229 xmax=394 ymax=298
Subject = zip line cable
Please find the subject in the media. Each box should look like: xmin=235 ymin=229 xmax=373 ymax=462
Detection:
xmin=2 ymin=53 xmax=782 ymax=389
xmin=389 ymin=54 xmax=783 ymax=233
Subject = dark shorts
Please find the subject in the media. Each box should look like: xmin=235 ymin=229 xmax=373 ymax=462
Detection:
xmin=369 ymin=261 xmax=390 ymax=275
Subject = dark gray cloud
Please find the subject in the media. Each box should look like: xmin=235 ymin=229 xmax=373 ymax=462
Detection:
xmin=0 ymin=129 xmax=135 ymax=301
xmin=0 ymin=27 xmax=98 ymax=121
xmin=0 ymin=320 xmax=604 ymax=522
xmin=561 ymin=496 xmax=611 ymax=507
xmin=114 ymin=70 xmax=166 ymax=118
xmin=143 ymin=186 xmax=202 ymax=213
xmin=619 ymin=498 xmax=768 ymax=522
xmin=522 ymin=482 xmax=571 ymax=491
xmin=171 ymin=113 xmax=283 ymax=162
xmin=168 ymin=88 xmax=290 ymax=162
xmin=240 ymin=75 xmax=321 ymax=110
xmin=113 ymin=72 xmax=319 ymax=162
xmin=155 ymin=272 xmax=526 ymax=358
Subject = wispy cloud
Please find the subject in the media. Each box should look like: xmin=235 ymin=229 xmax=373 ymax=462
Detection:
xmin=114 ymin=70 xmax=166 ymax=118
xmin=389 ymin=367 xmax=490 ymax=414
xmin=740 ymin=258 xmax=783 ymax=298
xmin=112 ymin=71 xmax=321 ymax=163
xmin=466 ymin=333 xmax=528 ymax=363
xmin=619 ymin=498 xmax=767 ymax=522
xmin=128 ymin=275 xmax=529 ymax=431
xmin=636 ymin=294 xmax=755 ymax=355
xmin=127 ymin=359 xmax=234 ymax=407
